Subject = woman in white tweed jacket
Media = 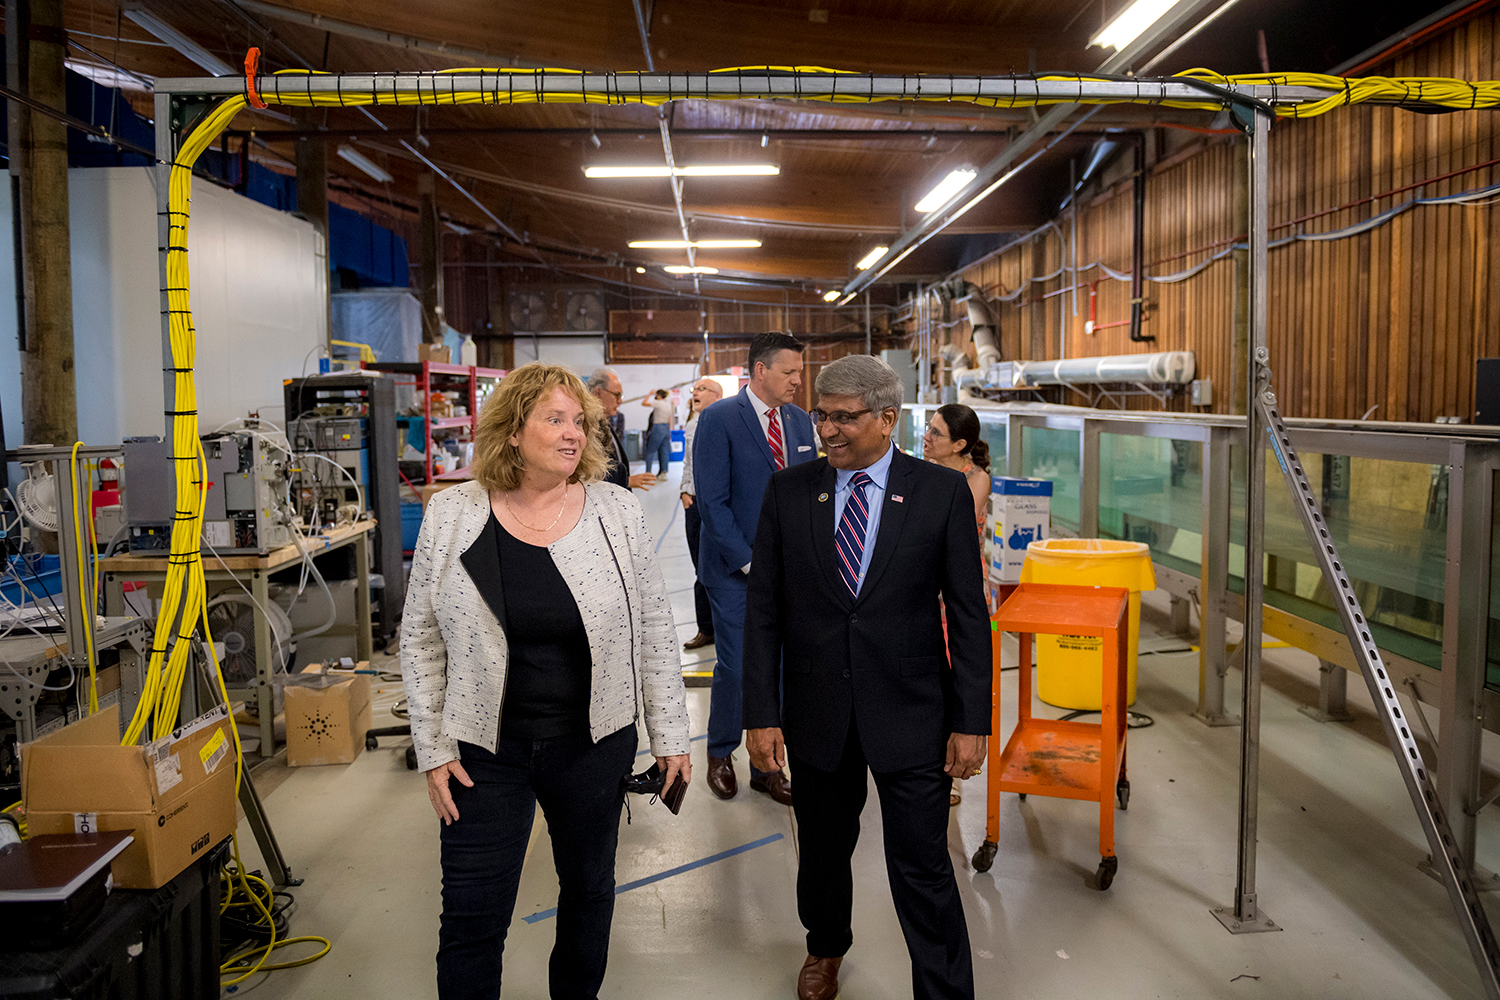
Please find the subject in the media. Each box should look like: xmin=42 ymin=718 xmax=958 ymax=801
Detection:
xmin=401 ymin=363 xmax=690 ymax=1000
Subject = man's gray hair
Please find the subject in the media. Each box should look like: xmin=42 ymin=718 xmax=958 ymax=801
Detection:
xmin=585 ymin=368 xmax=617 ymax=393
xmin=814 ymin=354 xmax=903 ymax=414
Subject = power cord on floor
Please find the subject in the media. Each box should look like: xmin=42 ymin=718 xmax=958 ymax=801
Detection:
xmin=1058 ymin=709 xmax=1156 ymax=729
xmin=219 ymin=837 xmax=331 ymax=987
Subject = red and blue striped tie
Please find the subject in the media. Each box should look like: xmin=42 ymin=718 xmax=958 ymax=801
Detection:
xmin=835 ymin=472 xmax=874 ymax=597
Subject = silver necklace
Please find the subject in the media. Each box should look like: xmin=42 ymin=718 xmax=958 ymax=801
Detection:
xmin=505 ymin=484 xmax=570 ymax=533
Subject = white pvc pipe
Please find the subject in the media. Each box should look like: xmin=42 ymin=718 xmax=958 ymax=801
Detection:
xmin=1012 ymin=351 xmax=1195 ymax=386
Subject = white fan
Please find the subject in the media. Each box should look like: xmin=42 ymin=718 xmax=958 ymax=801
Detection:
xmin=14 ymin=465 xmax=59 ymax=532
xmin=206 ymin=594 xmax=295 ymax=684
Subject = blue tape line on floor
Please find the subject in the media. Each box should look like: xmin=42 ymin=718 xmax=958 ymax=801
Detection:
xmin=635 ymin=733 xmax=707 ymax=757
xmin=653 ymin=501 xmax=680 ymax=554
xmin=522 ymin=832 xmax=786 ymax=923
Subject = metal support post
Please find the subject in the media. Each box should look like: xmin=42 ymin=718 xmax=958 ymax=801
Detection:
xmin=238 ymin=767 xmax=298 ymax=889
xmin=1169 ymin=596 xmax=1192 ymax=637
xmin=1213 ymin=107 xmax=1278 ymax=936
xmin=1005 ymin=414 xmax=1025 ymax=478
xmin=1196 ymin=425 xmax=1237 ymax=726
xmin=1436 ymin=439 xmax=1500 ymax=889
xmin=1079 ymin=418 xmax=1100 ymax=538
xmin=1298 ymin=660 xmax=1356 ymax=723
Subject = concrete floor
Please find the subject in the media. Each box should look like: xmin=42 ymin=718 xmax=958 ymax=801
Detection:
xmin=228 ymin=461 xmax=1499 ymax=1000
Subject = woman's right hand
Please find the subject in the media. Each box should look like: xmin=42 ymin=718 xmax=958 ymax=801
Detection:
xmin=425 ymin=760 xmax=474 ymax=825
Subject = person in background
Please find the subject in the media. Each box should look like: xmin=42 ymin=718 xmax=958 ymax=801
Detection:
xmin=743 ymin=354 xmax=989 ymax=1000
xmin=680 ymin=377 xmax=725 ymax=650
xmin=587 ymin=368 xmax=656 ymax=490
xmin=402 ymin=363 xmax=690 ymax=1000
xmin=692 ymin=331 xmax=817 ymax=805
xmin=922 ymin=402 xmax=992 ymax=807
xmin=641 ymin=388 xmax=675 ymax=480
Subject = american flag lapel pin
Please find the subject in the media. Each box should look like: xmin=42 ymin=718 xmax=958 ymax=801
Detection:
xmin=892 ymin=495 xmax=904 ymax=503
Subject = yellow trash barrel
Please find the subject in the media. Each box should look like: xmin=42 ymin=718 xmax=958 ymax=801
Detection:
xmin=1019 ymin=539 xmax=1156 ymax=709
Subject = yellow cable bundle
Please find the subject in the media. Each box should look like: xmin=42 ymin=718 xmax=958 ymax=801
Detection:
xmin=243 ymin=66 xmax=1500 ymax=119
xmin=122 ymin=95 xmax=247 ymax=748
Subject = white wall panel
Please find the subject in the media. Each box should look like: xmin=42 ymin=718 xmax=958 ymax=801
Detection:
xmin=0 ymin=168 xmax=326 ymax=452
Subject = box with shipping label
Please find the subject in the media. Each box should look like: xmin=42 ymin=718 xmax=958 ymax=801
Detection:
xmin=22 ymin=705 xmax=236 ymax=890
xmin=989 ymin=477 xmax=1053 ymax=583
xmin=285 ymin=672 xmax=371 ymax=767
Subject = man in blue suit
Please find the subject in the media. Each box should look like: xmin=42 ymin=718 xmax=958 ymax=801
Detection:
xmin=693 ymin=331 xmax=817 ymax=803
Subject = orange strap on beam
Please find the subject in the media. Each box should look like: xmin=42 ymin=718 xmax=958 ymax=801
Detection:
xmin=244 ymin=48 xmax=267 ymax=110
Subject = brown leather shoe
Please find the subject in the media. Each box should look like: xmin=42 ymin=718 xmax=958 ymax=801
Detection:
xmin=797 ymin=955 xmax=842 ymax=1000
xmin=683 ymin=632 xmax=715 ymax=650
xmin=749 ymin=769 xmax=793 ymax=806
xmin=706 ymin=754 xmax=738 ymax=799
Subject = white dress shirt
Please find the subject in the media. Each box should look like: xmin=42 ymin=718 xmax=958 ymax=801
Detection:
xmin=831 ymin=442 xmax=896 ymax=597
xmin=681 ymin=417 xmax=700 ymax=497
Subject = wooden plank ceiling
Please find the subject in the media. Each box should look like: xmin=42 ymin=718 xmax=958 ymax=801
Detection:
xmin=58 ymin=0 xmax=1445 ymax=306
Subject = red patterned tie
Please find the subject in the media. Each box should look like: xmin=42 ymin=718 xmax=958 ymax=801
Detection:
xmin=766 ymin=408 xmax=785 ymax=470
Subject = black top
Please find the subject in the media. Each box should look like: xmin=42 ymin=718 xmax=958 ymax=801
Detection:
xmin=492 ymin=514 xmax=593 ymax=739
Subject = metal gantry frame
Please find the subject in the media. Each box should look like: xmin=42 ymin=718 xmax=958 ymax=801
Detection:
xmin=145 ymin=69 xmax=1500 ymax=994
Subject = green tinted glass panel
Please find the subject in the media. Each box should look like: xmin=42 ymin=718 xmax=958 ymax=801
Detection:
xmin=1020 ymin=425 xmax=1080 ymax=534
xmin=1098 ymin=434 xmax=1204 ymax=577
xmin=1228 ymin=445 xmax=1446 ymax=671
xmin=898 ymin=407 xmax=929 ymax=456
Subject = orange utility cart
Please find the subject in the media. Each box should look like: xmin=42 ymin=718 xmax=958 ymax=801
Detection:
xmin=971 ymin=582 xmax=1132 ymax=890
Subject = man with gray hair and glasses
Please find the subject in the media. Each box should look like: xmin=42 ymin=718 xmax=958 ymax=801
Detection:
xmin=743 ymin=353 xmax=990 ymax=1000
xmin=587 ymin=368 xmax=656 ymax=490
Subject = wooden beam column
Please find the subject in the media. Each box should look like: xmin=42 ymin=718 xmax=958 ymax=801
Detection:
xmin=10 ymin=0 xmax=76 ymax=446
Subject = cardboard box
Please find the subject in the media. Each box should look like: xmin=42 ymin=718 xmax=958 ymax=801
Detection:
xmin=989 ymin=476 xmax=1053 ymax=584
xmin=22 ymin=705 xmax=236 ymax=889
xmin=417 ymin=343 xmax=451 ymax=365
xmin=284 ymin=672 xmax=371 ymax=767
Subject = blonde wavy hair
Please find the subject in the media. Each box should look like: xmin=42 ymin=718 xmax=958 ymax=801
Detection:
xmin=470 ymin=363 xmax=610 ymax=492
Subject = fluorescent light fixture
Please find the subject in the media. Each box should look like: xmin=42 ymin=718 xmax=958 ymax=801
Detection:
xmin=823 ymin=290 xmax=842 ymax=302
xmin=124 ymin=8 xmax=235 ymax=77
xmin=664 ymin=265 xmax=719 ymax=275
xmin=914 ymin=168 xmax=977 ymax=214
xmin=585 ymin=164 xmax=780 ymax=178
xmin=627 ymin=239 xmax=762 ymax=249
xmin=855 ymin=246 xmax=889 ymax=271
xmin=336 ymin=145 xmax=393 ymax=184
xmin=1091 ymin=0 xmax=1190 ymax=51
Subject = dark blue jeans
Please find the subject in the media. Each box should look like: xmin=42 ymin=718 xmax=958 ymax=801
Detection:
xmin=436 ymin=725 xmax=636 ymax=1000
xmin=683 ymin=501 xmax=714 ymax=638
xmin=644 ymin=424 xmax=671 ymax=475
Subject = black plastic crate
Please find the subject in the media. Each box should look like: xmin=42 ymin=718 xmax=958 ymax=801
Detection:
xmin=0 ymin=838 xmax=228 ymax=999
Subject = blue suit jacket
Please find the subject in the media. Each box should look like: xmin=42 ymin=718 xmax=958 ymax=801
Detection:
xmin=693 ymin=387 xmax=817 ymax=589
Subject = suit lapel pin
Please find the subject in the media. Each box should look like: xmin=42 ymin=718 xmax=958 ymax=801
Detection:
xmin=892 ymin=495 xmax=905 ymax=503
xmin=818 ymin=492 xmax=829 ymax=502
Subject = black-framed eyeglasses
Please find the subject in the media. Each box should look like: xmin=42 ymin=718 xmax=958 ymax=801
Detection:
xmin=600 ymin=388 xmax=623 ymax=401
xmin=811 ymin=408 xmax=872 ymax=427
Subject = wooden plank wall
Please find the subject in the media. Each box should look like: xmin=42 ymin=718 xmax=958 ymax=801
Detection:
xmin=947 ymin=12 xmax=1500 ymax=421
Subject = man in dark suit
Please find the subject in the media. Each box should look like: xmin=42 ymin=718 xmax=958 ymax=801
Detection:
xmin=692 ymin=332 xmax=817 ymax=804
xmin=587 ymin=368 xmax=656 ymax=490
xmin=744 ymin=353 xmax=990 ymax=1000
